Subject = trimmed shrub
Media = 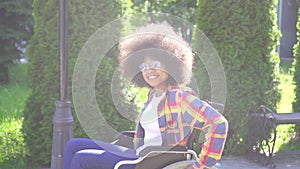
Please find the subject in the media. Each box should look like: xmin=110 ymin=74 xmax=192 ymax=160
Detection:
xmin=195 ymin=0 xmax=280 ymax=155
xmin=21 ymin=0 xmax=135 ymax=168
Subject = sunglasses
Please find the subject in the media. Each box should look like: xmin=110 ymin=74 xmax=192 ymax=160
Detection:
xmin=139 ymin=60 xmax=162 ymax=72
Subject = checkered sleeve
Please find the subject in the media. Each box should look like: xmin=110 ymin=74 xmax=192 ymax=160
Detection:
xmin=182 ymin=94 xmax=228 ymax=169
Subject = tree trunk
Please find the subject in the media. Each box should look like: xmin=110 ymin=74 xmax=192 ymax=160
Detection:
xmin=0 ymin=63 xmax=9 ymax=84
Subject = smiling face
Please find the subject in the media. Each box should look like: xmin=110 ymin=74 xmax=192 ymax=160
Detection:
xmin=141 ymin=57 xmax=169 ymax=92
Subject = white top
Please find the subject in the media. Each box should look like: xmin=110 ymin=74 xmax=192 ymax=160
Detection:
xmin=136 ymin=92 xmax=165 ymax=155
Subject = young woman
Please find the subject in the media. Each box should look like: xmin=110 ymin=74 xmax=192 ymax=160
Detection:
xmin=64 ymin=23 xmax=228 ymax=169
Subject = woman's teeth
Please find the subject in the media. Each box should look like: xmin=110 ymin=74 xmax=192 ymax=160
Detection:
xmin=148 ymin=75 xmax=158 ymax=79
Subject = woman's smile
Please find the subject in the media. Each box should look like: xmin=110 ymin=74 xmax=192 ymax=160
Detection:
xmin=147 ymin=74 xmax=159 ymax=80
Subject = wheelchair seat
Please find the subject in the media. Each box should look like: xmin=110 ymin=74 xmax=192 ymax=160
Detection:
xmin=112 ymin=129 xmax=199 ymax=169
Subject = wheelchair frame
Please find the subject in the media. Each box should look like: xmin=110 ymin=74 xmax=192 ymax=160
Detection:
xmin=112 ymin=131 xmax=198 ymax=169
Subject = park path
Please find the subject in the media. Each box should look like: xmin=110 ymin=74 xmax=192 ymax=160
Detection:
xmin=216 ymin=151 xmax=300 ymax=169
xmin=42 ymin=151 xmax=300 ymax=169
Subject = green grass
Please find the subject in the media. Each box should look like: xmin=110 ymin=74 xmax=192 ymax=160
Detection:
xmin=0 ymin=64 xmax=30 ymax=169
xmin=0 ymin=84 xmax=29 ymax=119
xmin=277 ymin=60 xmax=295 ymax=113
xmin=0 ymin=64 xmax=29 ymax=119
xmin=275 ymin=60 xmax=299 ymax=152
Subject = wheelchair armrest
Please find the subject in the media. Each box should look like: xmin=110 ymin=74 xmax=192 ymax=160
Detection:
xmin=138 ymin=146 xmax=188 ymax=157
xmin=206 ymin=100 xmax=224 ymax=112
xmin=113 ymin=130 xmax=135 ymax=139
xmin=112 ymin=130 xmax=135 ymax=148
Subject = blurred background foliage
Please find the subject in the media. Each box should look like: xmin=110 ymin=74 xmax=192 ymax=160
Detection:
xmin=0 ymin=0 xmax=300 ymax=168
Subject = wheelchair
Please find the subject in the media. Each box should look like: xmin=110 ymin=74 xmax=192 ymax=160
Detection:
xmin=111 ymin=101 xmax=224 ymax=169
xmin=111 ymin=130 xmax=196 ymax=169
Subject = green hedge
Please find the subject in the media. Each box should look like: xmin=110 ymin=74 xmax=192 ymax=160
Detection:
xmin=292 ymin=4 xmax=300 ymax=137
xmin=21 ymin=0 xmax=135 ymax=168
xmin=195 ymin=0 xmax=280 ymax=155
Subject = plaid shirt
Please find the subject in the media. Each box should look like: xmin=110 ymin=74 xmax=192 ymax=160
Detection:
xmin=133 ymin=85 xmax=228 ymax=169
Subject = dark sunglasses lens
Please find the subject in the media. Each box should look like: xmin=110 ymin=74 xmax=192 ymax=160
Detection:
xmin=151 ymin=61 xmax=161 ymax=69
xmin=139 ymin=63 xmax=146 ymax=72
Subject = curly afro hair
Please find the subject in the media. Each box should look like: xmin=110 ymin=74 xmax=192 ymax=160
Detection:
xmin=118 ymin=22 xmax=194 ymax=88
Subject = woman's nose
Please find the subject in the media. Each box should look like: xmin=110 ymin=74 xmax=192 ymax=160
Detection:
xmin=146 ymin=68 xmax=156 ymax=73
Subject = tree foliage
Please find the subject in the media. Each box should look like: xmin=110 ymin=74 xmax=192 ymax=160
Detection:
xmin=129 ymin=0 xmax=196 ymax=21
xmin=121 ymin=0 xmax=197 ymax=41
xmin=0 ymin=0 xmax=33 ymax=83
xmin=22 ymin=0 xmax=127 ymax=168
xmin=195 ymin=0 xmax=280 ymax=155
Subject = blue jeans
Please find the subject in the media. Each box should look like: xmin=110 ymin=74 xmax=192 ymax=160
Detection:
xmin=63 ymin=138 xmax=138 ymax=169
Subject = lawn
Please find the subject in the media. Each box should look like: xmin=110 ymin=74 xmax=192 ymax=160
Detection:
xmin=0 ymin=60 xmax=298 ymax=168
xmin=276 ymin=60 xmax=300 ymax=152
xmin=0 ymin=64 xmax=30 ymax=169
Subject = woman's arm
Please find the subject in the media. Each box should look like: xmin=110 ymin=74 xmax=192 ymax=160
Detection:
xmin=183 ymin=94 xmax=228 ymax=169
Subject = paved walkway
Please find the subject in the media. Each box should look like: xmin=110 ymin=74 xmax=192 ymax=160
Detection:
xmin=43 ymin=151 xmax=300 ymax=169
xmin=216 ymin=151 xmax=300 ymax=169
